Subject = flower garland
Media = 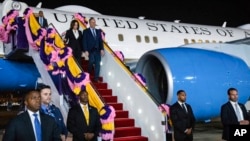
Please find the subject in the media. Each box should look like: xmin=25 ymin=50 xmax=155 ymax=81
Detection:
xmin=73 ymin=13 xmax=88 ymax=27
xmin=100 ymin=28 xmax=106 ymax=42
xmin=99 ymin=104 xmax=116 ymax=140
xmin=114 ymin=50 xmax=124 ymax=62
xmin=158 ymin=103 xmax=173 ymax=133
xmin=22 ymin=7 xmax=90 ymax=95
xmin=133 ymin=73 xmax=146 ymax=87
xmin=23 ymin=7 xmax=44 ymax=50
xmin=0 ymin=9 xmax=19 ymax=43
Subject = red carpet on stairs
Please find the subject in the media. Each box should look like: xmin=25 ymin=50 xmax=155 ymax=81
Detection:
xmin=94 ymin=83 xmax=149 ymax=141
xmin=81 ymin=59 xmax=148 ymax=141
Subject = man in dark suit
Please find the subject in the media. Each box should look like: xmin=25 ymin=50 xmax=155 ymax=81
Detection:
xmin=170 ymin=90 xmax=196 ymax=141
xmin=220 ymin=87 xmax=250 ymax=141
xmin=83 ymin=17 xmax=104 ymax=83
xmin=3 ymin=90 xmax=61 ymax=141
xmin=67 ymin=90 xmax=101 ymax=141
xmin=36 ymin=10 xmax=48 ymax=28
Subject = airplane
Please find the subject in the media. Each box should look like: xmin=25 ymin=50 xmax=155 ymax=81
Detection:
xmin=1 ymin=0 xmax=250 ymax=140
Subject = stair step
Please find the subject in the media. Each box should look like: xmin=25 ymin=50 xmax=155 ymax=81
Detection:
xmin=81 ymin=59 xmax=88 ymax=65
xmin=115 ymin=110 xmax=129 ymax=118
xmin=98 ymin=89 xmax=112 ymax=96
xmin=115 ymin=118 xmax=134 ymax=127
xmin=102 ymin=96 xmax=117 ymax=103
xmin=114 ymin=127 xmax=141 ymax=137
xmin=114 ymin=136 xmax=148 ymax=141
xmin=93 ymin=82 xmax=108 ymax=89
xmin=79 ymin=61 xmax=146 ymax=140
xmin=90 ymin=76 xmax=103 ymax=82
xmin=108 ymin=103 xmax=123 ymax=110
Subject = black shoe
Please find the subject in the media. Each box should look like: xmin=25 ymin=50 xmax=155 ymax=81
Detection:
xmin=93 ymin=79 xmax=101 ymax=83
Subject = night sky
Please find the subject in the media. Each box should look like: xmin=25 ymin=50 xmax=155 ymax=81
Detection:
xmin=1 ymin=0 xmax=250 ymax=28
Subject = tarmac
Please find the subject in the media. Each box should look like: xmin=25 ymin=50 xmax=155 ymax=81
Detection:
xmin=192 ymin=120 xmax=223 ymax=141
xmin=0 ymin=111 xmax=224 ymax=141
xmin=0 ymin=121 xmax=223 ymax=141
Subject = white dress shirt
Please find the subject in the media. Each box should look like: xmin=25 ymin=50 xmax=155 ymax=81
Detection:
xmin=230 ymin=101 xmax=244 ymax=121
xmin=27 ymin=109 xmax=41 ymax=141
xmin=73 ymin=29 xmax=79 ymax=39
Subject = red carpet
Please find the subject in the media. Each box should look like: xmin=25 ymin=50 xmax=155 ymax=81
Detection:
xmin=82 ymin=59 xmax=148 ymax=141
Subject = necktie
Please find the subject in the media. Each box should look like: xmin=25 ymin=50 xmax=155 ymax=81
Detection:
xmin=182 ymin=103 xmax=187 ymax=113
xmin=33 ymin=113 xmax=42 ymax=141
xmin=235 ymin=103 xmax=243 ymax=121
xmin=83 ymin=105 xmax=89 ymax=125
xmin=92 ymin=29 xmax=96 ymax=37
xmin=39 ymin=17 xmax=43 ymax=26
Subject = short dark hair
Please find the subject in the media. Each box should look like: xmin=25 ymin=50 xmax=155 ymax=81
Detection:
xmin=79 ymin=89 xmax=88 ymax=95
xmin=24 ymin=89 xmax=39 ymax=100
xmin=227 ymin=87 xmax=238 ymax=95
xmin=177 ymin=90 xmax=185 ymax=95
xmin=89 ymin=17 xmax=95 ymax=22
xmin=37 ymin=84 xmax=51 ymax=92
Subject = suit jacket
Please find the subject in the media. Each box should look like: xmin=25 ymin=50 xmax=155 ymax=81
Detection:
xmin=36 ymin=17 xmax=48 ymax=28
xmin=40 ymin=104 xmax=68 ymax=137
xmin=170 ymin=102 xmax=196 ymax=141
xmin=3 ymin=111 xmax=61 ymax=141
xmin=67 ymin=104 xmax=101 ymax=141
xmin=65 ymin=29 xmax=83 ymax=63
xmin=220 ymin=101 xmax=250 ymax=140
xmin=82 ymin=28 xmax=104 ymax=53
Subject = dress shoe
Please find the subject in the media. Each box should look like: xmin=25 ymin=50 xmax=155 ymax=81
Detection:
xmin=93 ymin=80 xmax=101 ymax=83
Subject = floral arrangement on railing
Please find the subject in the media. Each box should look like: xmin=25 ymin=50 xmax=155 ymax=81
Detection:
xmin=99 ymin=104 xmax=116 ymax=141
xmin=100 ymin=28 xmax=106 ymax=43
xmin=0 ymin=9 xmax=19 ymax=43
xmin=114 ymin=50 xmax=124 ymax=62
xmin=3 ymin=9 xmax=116 ymax=140
xmin=23 ymin=7 xmax=90 ymax=95
xmin=133 ymin=73 xmax=147 ymax=87
xmin=74 ymin=13 xmax=88 ymax=27
xmin=158 ymin=103 xmax=172 ymax=133
xmin=23 ymin=7 xmax=46 ymax=50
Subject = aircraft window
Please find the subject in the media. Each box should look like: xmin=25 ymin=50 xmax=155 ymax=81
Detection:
xmin=118 ymin=34 xmax=124 ymax=41
xmin=152 ymin=36 xmax=158 ymax=43
xmin=136 ymin=35 xmax=141 ymax=43
xmin=145 ymin=36 xmax=150 ymax=43
xmin=219 ymin=41 xmax=223 ymax=43
xmin=184 ymin=39 xmax=189 ymax=44
xmin=191 ymin=39 xmax=196 ymax=43
xmin=198 ymin=39 xmax=203 ymax=43
xmin=212 ymin=40 xmax=216 ymax=43
xmin=205 ymin=40 xmax=209 ymax=43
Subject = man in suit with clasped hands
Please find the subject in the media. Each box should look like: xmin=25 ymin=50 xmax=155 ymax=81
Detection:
xmin=170 ymin=90 xmax=196 ymax=141
xmin=67 ymin=90 xmax=101 ymax=141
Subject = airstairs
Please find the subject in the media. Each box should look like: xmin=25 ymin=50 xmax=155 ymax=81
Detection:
xmin=1 ymin=8 xmax=168 ymax=141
